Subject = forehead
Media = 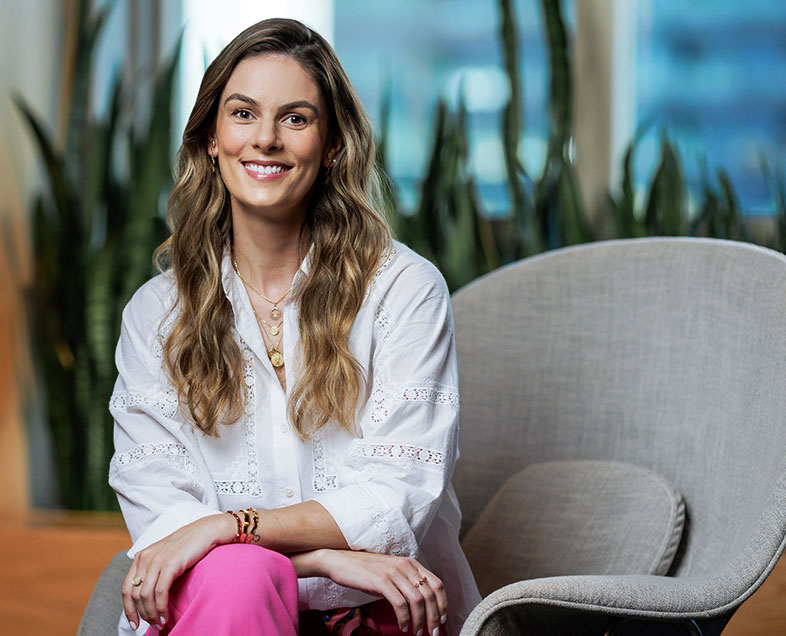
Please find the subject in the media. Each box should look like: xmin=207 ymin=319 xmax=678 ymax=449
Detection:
xmin=221 ymin=53 xmax=324 ymax=106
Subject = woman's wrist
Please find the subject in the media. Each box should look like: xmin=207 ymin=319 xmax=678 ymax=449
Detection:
xmin=212 ymin=512 xmax=242 ymax=547
xmin=290 ymin=548 xmax=330 ymax=578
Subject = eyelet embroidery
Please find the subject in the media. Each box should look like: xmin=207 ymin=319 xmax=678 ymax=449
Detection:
xmin=214 ymin=338 xmax=263 ymax=496
xmin=373 ymin=246 xmax=398 ymax=282
xmin=399 ymin=386 xmax=459 ymax=407
xmin=312 ymin=430 xmax=338 ymax=492
xmin=353 ymin=486 xmax=407 ymax=556
xmin=109 ymin=390 xmax=179 ymax=420
xmin=370 ymin=375 xmax=388 ymax=424
xmin=374 ymin=305 xmax=391 ymax=342
xmin=350 ymin=442 xmax=446 ymax=466
xmin=109 ymin=443 xmax=195 ymax=476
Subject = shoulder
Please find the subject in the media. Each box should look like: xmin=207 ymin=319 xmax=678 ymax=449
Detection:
xmin=371 ymin=240 xmax=450 ymax=305
xmin=122 ymin=271 xmax=178 ymax=338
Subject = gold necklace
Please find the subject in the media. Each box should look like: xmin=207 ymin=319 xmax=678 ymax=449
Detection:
xmin=259 ymin=316 xmax=282 ymax=337
xmin=251 ymin=306 xmax=285 ymax=368
xmin=232 ymin=259 xmax=292 ymax=320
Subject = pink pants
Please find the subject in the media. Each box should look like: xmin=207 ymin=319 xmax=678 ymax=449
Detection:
xmin=145 ymin=544 xmax=445 ymax=636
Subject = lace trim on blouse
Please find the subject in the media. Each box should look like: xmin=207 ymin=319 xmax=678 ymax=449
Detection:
xmin=109 ymin=390 xmax=180 ymax=420
xmin=350 ymin=442 xmax=446 ymax=466
xmin=313 ymin=430 xmax=338 ymax=492
xmin=371 ymin=379 xmax=459 ymax=425
xmin=354 ymin=485 xmax=407 ymax=556
xmin=109 ymin=443 xmax=196 ymax=477
xmin=214 ymin=339 xmax=263 ymax=496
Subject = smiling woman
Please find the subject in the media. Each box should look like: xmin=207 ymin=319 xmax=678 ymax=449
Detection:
xmin=213 ymin=55 xmax=334 ymax=226
xmin=108 ymin=17 xmax=479 ymax=636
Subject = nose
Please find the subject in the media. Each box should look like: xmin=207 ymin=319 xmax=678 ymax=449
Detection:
xmin=253 ymin=117 xmax=281 ymax=152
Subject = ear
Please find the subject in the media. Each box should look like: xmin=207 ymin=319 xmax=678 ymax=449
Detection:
xmin=323 ymin=138 xmax=343 ymax=167
xmin=207 ymin=138 xmax=217 ymax=159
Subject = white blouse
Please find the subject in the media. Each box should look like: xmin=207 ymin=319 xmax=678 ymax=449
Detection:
xmin=109 ymin=241 xmax=480 ymax=635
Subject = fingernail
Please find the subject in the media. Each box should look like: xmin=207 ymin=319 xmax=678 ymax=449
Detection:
xmin=402 ymin=625 xmax=408 ymax=634
xmin=155 ymin=626 xmax=162 ymax=632
xmin=440 ymin=614 xmax=447 ymax=624
xmin=160 ymin=616 xmax=167 ymax=625
xmin=417 ymin=629 xmax=423 ymax=636
xmin=129 ymin=622 xmax=137 ymax=631
xmin=433 ymin=628 xmax=440 ymax=636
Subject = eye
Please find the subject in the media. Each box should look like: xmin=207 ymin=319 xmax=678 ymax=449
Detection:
xmin=232 ymin=108 xmax=253 ymax=120
xmin=284 ymin=114 xmax=308 ymax=127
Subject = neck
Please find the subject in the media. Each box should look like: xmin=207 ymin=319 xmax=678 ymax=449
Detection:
xmin=231 ymin=208 xmax=308 ymax=298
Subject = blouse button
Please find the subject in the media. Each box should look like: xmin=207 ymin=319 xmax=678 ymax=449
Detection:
xmin=284 ymin=488 xmax=295 ymax=498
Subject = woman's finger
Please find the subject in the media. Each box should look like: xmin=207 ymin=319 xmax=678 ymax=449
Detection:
xmin=378 ymin=580 xmax=412 ymax=633
xmin=394 ymin=571 xmax=427 ymax=636
xmin=153 ymin=562 xmax=180 ymax=629
xmin=414 ymin=571 xmax=443 ymax=636
xmin=121 ymin=566 xmax=143 ymax=631
xmin=424 ymin=568 xmax=448 ymax=629
xmin=134 ymin=568 xmax=163 ymax=629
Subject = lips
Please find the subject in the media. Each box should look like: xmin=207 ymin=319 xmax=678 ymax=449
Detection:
xmin=242 ymin=160 xmax=293 ymax=181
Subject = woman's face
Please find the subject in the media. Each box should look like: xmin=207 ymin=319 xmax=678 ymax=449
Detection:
xmin=212 ymin=54 xmax=333 ymax=224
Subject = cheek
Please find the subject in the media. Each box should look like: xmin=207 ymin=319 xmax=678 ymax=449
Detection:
xmin=216 ymin=122 xmax=247 ymax=155
xmin=297 ymin=137 xmax=327 ymax=166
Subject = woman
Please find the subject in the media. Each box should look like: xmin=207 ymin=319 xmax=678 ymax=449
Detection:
xmin=109 ymin=18 xmax=479 ymax=636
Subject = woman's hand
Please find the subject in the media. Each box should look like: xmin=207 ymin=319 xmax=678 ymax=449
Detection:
xmin=121 ymin=513 xmax=237 ymax=631
xmin=294 ymin=549 xmax=448 ymax=636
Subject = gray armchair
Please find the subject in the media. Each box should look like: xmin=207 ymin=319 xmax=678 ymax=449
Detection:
xmin=451 ymin=238 xmax=786 ymax=635
xmin=80 ymin=237 xmax=786 ymax=635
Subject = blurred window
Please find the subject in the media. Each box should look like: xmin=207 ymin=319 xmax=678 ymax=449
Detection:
xmin=333 ymin=0 xmax=556 ymax=214
xmin=634 ymin=0 xmax=786 ymax=214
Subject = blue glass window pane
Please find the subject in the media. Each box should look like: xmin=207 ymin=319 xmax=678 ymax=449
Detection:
xmin=333 ymin=0 xmax=554 ymax=215
xmin=635 ymin=0 xmax=786 ymax=214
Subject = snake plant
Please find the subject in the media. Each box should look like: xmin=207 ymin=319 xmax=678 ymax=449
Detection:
xmin=16 ymin=0 xmax=177 ymax=509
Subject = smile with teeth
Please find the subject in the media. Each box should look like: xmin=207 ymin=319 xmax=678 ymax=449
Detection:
xmin=244 ymin=163 xmax=291 ymax=175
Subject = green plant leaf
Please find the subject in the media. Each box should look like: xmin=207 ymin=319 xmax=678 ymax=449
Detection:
xmin=643 ymin=135 xmax=686 ymax=235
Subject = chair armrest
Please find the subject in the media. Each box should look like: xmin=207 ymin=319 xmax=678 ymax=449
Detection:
xmin=458 ymin=572 xmax=755 ymax=636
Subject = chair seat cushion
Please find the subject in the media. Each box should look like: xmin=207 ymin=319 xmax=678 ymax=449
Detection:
xmin=461 ymin=460 xmax=686 ymax=596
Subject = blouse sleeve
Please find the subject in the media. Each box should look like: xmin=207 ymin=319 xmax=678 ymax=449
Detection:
xmin=109 ymin=280 xmax=220 ymax=558
xmin=312 ymin=259 xmax=459 ymax=558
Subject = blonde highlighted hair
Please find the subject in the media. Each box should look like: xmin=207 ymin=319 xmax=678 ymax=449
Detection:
xmin=156 ymin=18 xmax=391 ymax=438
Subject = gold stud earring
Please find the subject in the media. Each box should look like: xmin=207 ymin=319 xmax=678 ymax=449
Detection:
xmin=325 ymin=150 xmax=337 ymax=183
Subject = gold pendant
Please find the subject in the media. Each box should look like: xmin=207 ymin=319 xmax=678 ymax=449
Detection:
xmin=270 ymin=325 xmax=280 ymax=336
xmin=270 ymin=307 xmax=281 ymax=321
xmin=269 ymin=348 xmax=284 ymax=368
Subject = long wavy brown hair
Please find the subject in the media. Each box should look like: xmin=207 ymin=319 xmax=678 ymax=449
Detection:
xmin=155 ymin=18 xmax=391 ymax=438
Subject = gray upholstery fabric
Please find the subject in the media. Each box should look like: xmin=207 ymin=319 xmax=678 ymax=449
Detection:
xmin=462 ymin=460 xmax=685 ymax=596
xmin=78 ymin=551 xmax=131 ymax=636
xmin=452 ymin=238 xmax=786 ymax=635
xmin=80 ymin=238 xmax=786 ymax=636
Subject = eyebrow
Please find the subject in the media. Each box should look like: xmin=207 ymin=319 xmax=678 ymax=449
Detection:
xmin=223 ymin=94 xmax=320 ymax=116
xmin=224 ymin=93 xmax=259 ymax=107
xmin=279 ymin=100 xmax=320 ymax=115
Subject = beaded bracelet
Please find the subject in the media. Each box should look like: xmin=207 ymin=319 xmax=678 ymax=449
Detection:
xmin=227 ymin=508 xmax=260 ymax=544
xmin=227 ymin=510 xmax=244 ymax=542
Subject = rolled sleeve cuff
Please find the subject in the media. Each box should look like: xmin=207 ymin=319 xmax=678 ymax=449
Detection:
xmin=127 ymin=500 xmax=220 ymax=558
xmin=313 ymin=485 xmax=419 ymax=557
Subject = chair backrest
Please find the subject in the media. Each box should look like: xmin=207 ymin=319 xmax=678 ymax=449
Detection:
xmin=452 ymin=238 xmax=786 ymax=578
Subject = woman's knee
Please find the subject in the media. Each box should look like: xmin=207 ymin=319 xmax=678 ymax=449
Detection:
xmin=193 ymin=544 xmax=296 ymax=592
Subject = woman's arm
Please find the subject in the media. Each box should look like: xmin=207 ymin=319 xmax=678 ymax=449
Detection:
xmin=291 ymin=549 xmax=449 ymax=636
xmin=122 ymin=500 xmax=350 ymax=628
xmin=124 ymin=506 xmax=447 ymax=636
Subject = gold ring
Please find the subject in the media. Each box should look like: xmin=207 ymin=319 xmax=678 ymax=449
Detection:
xmin=132 ymin=575 xmax=143 ymax=586
xmin=414 ymin=576 xmax=428 ymax=588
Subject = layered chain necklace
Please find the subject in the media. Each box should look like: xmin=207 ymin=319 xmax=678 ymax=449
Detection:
xmin=232 ymin=259 xmax=292 ymax=369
